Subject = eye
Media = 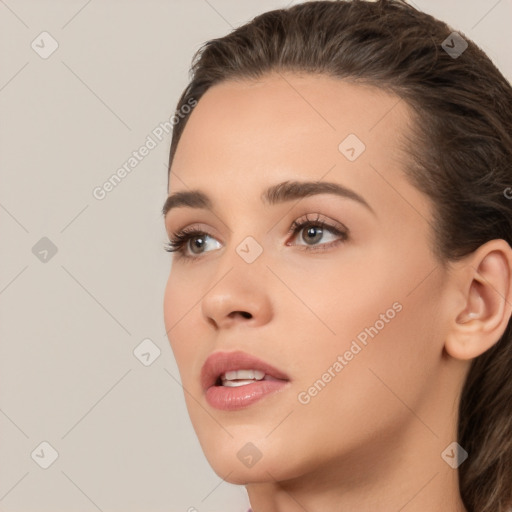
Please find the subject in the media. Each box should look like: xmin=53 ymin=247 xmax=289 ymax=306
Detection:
xmin=286 ymin=213 xmax=348 ymax=251
xmin=164 ymin=225 xmax=221 ymax=260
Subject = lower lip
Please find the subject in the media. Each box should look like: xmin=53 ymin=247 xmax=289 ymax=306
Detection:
xmin=205 ymin=380 xmax=288 ymax=411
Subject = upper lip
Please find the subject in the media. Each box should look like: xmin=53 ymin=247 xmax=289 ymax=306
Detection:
xmin=200 ymin=350 xmax=290 ymax=391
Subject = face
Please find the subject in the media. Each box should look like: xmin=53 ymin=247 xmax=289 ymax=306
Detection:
xmin=163 ymin=72 xmax=453 ymax=485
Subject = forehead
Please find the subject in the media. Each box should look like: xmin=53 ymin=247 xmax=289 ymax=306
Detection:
xmin=170 ymin=72 xmax=412 ymax=179
xmin=168 ymin=72 xmax=428 ymax=224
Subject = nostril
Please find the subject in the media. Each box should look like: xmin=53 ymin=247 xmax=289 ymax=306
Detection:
xmin=230 ymin=311 xmax=252 ymax=319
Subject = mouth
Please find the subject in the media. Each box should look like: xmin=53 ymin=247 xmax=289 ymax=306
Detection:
xmin=201 ymin=350 xmax=290 ymax=411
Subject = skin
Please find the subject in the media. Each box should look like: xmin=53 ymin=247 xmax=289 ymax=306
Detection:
xmin=163 ymin=72 xmax=512 ymax=512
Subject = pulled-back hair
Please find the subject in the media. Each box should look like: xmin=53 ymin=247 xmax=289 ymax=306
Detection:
xmin=167 ymin=2 xmax=512 ymax=510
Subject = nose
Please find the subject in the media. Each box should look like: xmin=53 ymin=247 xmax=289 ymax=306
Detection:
xmin=201 ymin=265 xmax=274 ymax=330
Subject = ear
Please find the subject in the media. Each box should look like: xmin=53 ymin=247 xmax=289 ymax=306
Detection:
xmin=445 ymin=239 xmax=512 ymax=361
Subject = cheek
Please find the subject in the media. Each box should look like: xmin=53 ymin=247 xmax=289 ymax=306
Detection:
xmin=163 ymin=268 xmax=200 ymax=335
xmin=163 ymin=271 xmax=178 ymax=334
xmin=163 ymin=270 xmax=201 ymax=374
xmin=299 ymin=265 xmax=443 ymax=431
xmin=287 ymin=243 xmax=444 ymax=412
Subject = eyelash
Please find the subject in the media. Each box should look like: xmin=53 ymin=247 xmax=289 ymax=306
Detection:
xmin=164 ymin=213 xmax=349 ymax=261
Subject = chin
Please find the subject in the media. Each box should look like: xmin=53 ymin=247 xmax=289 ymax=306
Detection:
xmin=205 ymin=452 xmax=286 ymax=485
xmin=196 ymin=431 xmax=310 ymax=485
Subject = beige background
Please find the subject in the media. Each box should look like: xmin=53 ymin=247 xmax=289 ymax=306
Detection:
xmin=1 ymin=0 xmax=510 ymax=511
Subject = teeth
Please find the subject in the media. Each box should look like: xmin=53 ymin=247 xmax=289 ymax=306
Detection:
xmin=224 ymin=369 xmax=265 ymax=380
xmin=222 ymin=379 xmax=258 ymax=387
xmin=221 ymin=369 xmax=265 ymax=387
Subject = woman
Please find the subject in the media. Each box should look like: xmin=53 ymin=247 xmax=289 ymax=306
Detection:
xmin=162 ymin=1 xmax=512 ymax=510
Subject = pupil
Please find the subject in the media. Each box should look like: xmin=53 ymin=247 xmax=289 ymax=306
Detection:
xmin=304 ymin=226 xmax=322 ymax=244
xmin=190 ymin=236 xmax=205 ymax=254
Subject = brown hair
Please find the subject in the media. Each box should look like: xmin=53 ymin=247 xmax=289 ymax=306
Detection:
xmin=167 ymin=1 xmax=512 ymax=510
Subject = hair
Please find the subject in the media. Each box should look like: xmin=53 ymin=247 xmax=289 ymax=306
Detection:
xmin=166 ymin=1 xmax=512 ymax=510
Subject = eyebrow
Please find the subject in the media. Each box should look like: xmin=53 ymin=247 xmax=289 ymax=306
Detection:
xmin=162 ymin=180 xmax=375 ymax=217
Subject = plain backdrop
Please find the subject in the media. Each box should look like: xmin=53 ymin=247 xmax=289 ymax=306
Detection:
xmin=1 ymin=1 xmax=511 ymax=511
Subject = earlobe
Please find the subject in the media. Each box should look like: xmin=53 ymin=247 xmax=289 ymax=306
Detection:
xmin=444 ymin=239 xmax=512 ymax=361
